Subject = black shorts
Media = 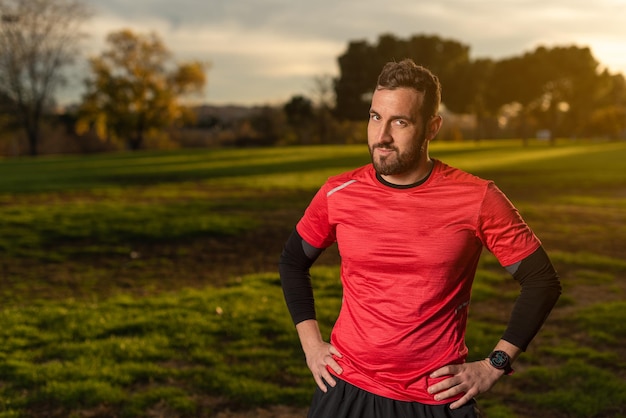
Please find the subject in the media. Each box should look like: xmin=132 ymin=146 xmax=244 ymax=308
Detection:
xmin=308 ymin=377 xmax=481 ymax=418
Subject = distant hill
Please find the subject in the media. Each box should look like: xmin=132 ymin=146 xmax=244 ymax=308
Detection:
xmin=194 ymin=104 xmax=262 ymax=127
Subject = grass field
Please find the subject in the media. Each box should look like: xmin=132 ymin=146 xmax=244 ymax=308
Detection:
xmin=0 ymin=139 xmax=625 ymax=418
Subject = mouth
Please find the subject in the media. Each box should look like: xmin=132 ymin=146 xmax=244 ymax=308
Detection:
xmin=374 ymin=145 xmax=396 ymax=155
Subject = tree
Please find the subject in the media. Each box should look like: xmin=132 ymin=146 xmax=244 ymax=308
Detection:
xmin=461 ymin=58 xmax=495 ymax=140
xmin=334 ymin=39 xmax=377 ymax=120
xmin=486 ymin=45 xmax=606 ymax=143
xmin=0 ymin=0 xmax=90 ymax=156
xmin=77 ymin=29 xmax=208 ymax=150
xmin=284 ymin=95 xmax=315 ymax=144
xmin=310 ymin=74 xmax=336 ymax=110
xmin=582 ymin=71 xmax=626 ymax=139
xmin=334 ymin=34 xmax=473 ymax=121
xmin=310 ymin=74 xmax=338 ymax=143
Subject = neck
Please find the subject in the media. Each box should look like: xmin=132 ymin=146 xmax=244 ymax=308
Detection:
xmin=380 ymin=158 xmax=434 ymax=186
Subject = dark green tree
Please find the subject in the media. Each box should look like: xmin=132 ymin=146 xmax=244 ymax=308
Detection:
xmin=487 ymin=45 xmax=604 ymax=142
xmin=284 ymin=95 xmax=315 ymax=144
xmin=334 ymin=40 xmax=377 ymax=120
xmin=334 ymin=34 xmax=473 ymax=121
xmin=583 ymin=72 xmax=626 ymax=139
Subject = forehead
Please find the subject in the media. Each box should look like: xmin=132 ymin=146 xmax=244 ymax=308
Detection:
xmin=370 ymin=87 xmax=424 ymax=118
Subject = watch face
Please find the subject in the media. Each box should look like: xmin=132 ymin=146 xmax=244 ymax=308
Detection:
xmin=490 ymin=351 xmax=509 ymax=368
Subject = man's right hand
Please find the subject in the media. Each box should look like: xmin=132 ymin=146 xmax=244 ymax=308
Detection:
xmin=304 ymin=341 xmax=343 ymax=391
xmin=296 ymin=319 xmax=343 ymax=391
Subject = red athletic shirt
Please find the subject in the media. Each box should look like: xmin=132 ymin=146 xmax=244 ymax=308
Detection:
xmin=296 ymin=160 xmax=541 ymax=403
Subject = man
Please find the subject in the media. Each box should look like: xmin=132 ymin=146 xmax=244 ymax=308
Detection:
xmin=279 ymin=59 xmax=561 ymax=418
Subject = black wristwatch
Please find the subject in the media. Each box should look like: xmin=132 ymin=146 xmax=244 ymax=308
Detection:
xmin=488 ymin=350 xmax=514 ymax=375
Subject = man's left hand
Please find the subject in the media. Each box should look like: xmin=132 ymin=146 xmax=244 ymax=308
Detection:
xmin=427 ymin=360 xmax=504 ymax=409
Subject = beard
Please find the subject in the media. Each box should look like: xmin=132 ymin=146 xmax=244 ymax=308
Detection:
xmin=369 ymin=132 xmax=426 ymax=176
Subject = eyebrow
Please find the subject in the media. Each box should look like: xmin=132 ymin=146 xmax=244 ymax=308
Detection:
xmin=369 ymin=108 xmax=416 ymax=123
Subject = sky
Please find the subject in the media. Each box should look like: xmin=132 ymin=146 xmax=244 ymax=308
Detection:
xmin=71 ymin=0 xmax=626 ymax=107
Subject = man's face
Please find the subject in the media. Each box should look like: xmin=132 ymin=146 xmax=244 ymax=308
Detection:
xmin=367 ymin=87 xmax=430 ymax=184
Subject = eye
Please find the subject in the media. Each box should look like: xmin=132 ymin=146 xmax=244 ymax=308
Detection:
xmin=394 ymin=119 xmax=408 ymax=127
xmin=369 ymin=113 xmax=381 ymax=121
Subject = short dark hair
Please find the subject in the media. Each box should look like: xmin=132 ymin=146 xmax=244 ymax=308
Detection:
xmin=376 ymin=59 xmax=441 ymax=120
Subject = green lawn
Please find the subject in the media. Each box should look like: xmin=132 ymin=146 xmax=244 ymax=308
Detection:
xmin=0 ymin=139 xmax=625 ymax=417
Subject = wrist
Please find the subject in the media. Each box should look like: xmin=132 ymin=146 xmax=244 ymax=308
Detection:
xmin=295 ymin=320 xmax=325 ymax=351
xmin=487 ymin=350 xmax=515 ymax=375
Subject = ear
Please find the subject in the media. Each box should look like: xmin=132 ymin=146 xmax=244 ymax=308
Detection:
xmin=426 ymin=115 xmax=443 ymax=141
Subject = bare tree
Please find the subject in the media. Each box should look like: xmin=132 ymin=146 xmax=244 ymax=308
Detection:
xmin=309 ymin=74 xmax=337 ymax=143
xmin=0 ymin=0 xmax=90 ymax=156
xmin=310 ymin=74 xmax=336 ymax=110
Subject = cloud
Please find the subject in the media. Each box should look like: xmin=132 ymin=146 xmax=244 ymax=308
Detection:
xmin=74 ymin=0 xmax=626 ymax=105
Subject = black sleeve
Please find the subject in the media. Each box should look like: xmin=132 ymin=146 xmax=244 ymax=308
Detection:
xmin=501 ymin=246 xmax=562 ymax=351
xmin=278 ymin=229 xmax=324 ymax=325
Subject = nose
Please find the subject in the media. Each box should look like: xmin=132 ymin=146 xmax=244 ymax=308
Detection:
xmin=374 ymin=122 xmax=392 ymax=144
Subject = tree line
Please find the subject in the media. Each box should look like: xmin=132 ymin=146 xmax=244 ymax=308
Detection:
xmin=240 ymin=35 xmax=626 ymax=148
xmin=334 ymin=33 xmax=626 ymax=142
xmin=1 ymin=0 xmax=625 ymax=157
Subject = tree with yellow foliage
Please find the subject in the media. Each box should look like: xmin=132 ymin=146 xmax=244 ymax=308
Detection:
xmin=77 ymin=29 xmax=208 ymax=150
